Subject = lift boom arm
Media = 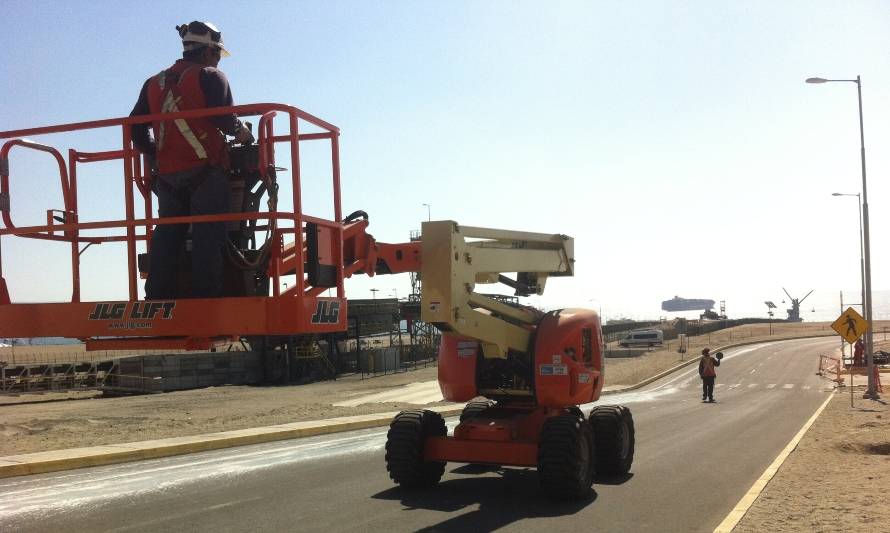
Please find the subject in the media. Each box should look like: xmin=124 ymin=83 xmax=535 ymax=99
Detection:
xmin=418 ymin=220 xmax=574 ymax=359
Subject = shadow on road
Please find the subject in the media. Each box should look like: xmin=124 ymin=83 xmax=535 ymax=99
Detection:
xmin=594 ymin=472 xmax=634 ymax=485
xmin=373 ymin=465 xmax=635 ymax=531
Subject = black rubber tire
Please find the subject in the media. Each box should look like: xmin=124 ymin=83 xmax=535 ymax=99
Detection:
xmin=537 ymin=413 xmax=595 ymax=499
xmin=459 ymin=397 xmax=496 ymax=422
xmin=588 ymin=404 xmax=635 ymax=476
xmin=385 ymin=410 xmax=447 ymax=488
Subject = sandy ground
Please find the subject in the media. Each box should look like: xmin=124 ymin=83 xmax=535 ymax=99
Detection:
xmin=0 ymin=364 xmax=445 ymax=456
xmin=2 ymin=323 xmax=889 ymax=531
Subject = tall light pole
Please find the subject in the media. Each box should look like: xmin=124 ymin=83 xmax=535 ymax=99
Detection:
xmin=808 ymin=75 xmax=878 ymax=399
xmin=831 ymin=192 xmax=865 ymax=317
xmin=422 ymin=203 xmax=431 ymax=222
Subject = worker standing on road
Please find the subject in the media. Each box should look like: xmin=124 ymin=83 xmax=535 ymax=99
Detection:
xmin=699 ymin=347 xmax=721 ymax=403
xmin=130 ymin=21 xmax=254 ymax=299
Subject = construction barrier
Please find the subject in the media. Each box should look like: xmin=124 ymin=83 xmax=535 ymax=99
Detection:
xmin=817 ymin=355 xmax=844 ymax=385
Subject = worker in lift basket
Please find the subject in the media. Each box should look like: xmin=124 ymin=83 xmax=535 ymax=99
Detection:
xmin=698 ymin=347 xmax=722 ymax=403
xmin=130 ymin=21 xmax=254 ymax=299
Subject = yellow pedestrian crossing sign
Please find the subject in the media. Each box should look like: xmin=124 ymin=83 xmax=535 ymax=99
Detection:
xmin=831 ymin=307 xmax=869 ymax=344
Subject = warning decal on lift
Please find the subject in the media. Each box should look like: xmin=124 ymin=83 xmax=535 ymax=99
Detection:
xmin=457 ymin=341 xmax=477 ymax=357
xmin=539 ymin=364 xmax=568 ymax=376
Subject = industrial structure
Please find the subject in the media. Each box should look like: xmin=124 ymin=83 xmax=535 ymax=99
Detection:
xmin=783 ymin=288 xmax=814 ymax=322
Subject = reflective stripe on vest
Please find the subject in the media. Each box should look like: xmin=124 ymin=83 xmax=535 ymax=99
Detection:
xmin=156 ymin=69 xmax=208 ymax=160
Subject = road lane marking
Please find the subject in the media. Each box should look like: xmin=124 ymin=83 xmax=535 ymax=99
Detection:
xmin=714 ymin=393 xmax=834 ymax=533
xmin=783 ymin=384 xmax=795 ymax=389
xmin=749 ymin=369 xmax=757 ymax=374
xmin=765 ymin=384 xmax=776 ymax=389
xmin=803 ymin=385 xmax=811 ymax=390
xmin=729 ymin=384 xmax=741 ymax=389
xmin=748 ymin=384 xmax=758 ymax=388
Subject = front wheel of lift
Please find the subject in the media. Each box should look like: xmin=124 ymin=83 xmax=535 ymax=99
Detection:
xmin=537 ymin=413 xmax=595 ymax=499
xmin=589 ymin=404 xmax=635 ymax=476
xmin=385 ymin=409 xmax=447 ymax=488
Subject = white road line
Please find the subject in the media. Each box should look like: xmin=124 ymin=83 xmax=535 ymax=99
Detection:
xmin=783 ymin=384 xmax=795 ymax=389
xmin=729 ymin=384 xmax=741 ymax=389
xmin=748 ymin=384 xmax=758 ymax=388
xmin=750 ymin=369 xmax=757 ymax=374
xmin=803 ymin=385 xmax=811 ymax=390
xmin=715 ymin=384 xmax=725 ymax=388
xmin=765 ymin=384 xmax=777 ymax=389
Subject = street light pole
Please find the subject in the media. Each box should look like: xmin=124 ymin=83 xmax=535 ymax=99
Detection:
xmin=808 ymin=75 xmax=878 ymax=399
xmin=422 ymin=203 xmax=431 ymax=222
xmin=832 ymin=192 xmax=865 ymax=316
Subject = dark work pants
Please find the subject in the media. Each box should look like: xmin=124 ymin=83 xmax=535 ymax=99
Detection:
xmin=702 ymin=376 xmax=716 ymax=400
xmin=145 ymin=166 xmax=229 ymax=299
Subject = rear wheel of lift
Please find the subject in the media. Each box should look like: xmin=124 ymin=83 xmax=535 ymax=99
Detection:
xmin=589 ymin=404 xmax=635 ymax=476
xmin=459 ymin=397 xmax=496 ymax=422
xmin=385 ymin=409 xmax=447 ymax=488
xmin=537 ymin=413 xmax=595 ymax=499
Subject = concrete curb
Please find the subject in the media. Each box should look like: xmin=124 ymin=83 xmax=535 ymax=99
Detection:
xmin=0 ymin=404 xmax=463 ymax=480
xmin=0 ymin=333 xmax=835 ymax=480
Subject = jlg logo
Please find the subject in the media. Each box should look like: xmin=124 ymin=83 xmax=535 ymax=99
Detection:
xmin=88 ymin=301 xmax=176 ymax=321
xmin=310 ymin=300 xmax=341 ymax=324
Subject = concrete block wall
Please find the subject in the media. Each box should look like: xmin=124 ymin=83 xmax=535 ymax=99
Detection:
xmin=118 ymin=352 xmax=264 ymax=392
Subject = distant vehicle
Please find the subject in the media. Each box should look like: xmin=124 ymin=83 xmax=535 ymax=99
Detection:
xmin=618 ymin=329 xmax=664 ymax=348
xmin=661 ymin=296 xmax=716 ymax=312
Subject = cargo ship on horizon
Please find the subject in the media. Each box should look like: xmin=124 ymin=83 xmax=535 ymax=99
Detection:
xmin=661 ymin=296 xmax=716 ymax=312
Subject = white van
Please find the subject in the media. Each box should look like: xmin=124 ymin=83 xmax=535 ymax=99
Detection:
xmin=618 ymin=329 xmax=664 ymax=348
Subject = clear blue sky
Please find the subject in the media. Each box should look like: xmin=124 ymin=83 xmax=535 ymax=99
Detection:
xmin=2 ymin=1 xmax=890 ymax=321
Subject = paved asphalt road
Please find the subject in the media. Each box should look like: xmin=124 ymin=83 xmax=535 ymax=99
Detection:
xmin=0 ymin=337 xmax=838 ymax=532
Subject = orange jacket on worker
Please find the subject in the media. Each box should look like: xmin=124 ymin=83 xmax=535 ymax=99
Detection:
xmin=147 ymin=61 xmax=228 ymax=174
xmin=699 ymin=355 xmax=717 ymax=377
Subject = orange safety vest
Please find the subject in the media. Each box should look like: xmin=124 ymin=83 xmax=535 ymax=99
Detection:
xmin=147 ymin=61 xmax=228 ymax=174
xmin=701 ymin=356 xmax=716 ymax=377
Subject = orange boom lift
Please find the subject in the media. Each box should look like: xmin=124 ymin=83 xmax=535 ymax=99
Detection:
xmin=0 ymin=104 xmax=633 ymax=498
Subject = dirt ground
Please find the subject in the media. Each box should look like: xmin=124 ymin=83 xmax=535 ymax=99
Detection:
xmin=2 ymin=322 xmax=889 ymax=531
xmin=0 ymin=364 xmax=445 ymax=456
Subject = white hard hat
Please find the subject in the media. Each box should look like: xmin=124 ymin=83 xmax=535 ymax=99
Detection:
xmin=177 ymin=21 xmax=230 ymax=57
